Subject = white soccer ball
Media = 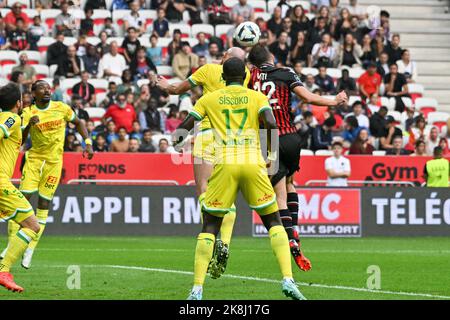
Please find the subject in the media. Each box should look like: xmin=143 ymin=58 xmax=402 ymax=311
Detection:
xmin=233 ymin=22 xmax=261 ymax=47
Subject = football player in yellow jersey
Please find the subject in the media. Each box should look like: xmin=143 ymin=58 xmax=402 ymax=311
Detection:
xmin=1 ymin=80 xmax=94 ymax=269
xmin=0 ymin=83 xmax=41 ymax=292
xmin=157 ymin=47 xmax=250 ymax=279
xmin=173 ymin=58 xmax=306 ymax=300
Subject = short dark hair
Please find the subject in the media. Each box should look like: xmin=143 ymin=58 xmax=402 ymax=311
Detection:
xmin=379 ymin=106 xmax=388 ymax=113
xmin=223 ymin=57 xmax=246 ymax=82
xmin=31 ymin=79 xmax=49 ymax=91
xmin=415 ymin=139 xmax=425 ymax=148
xmin=118 ymin=126 xmax=127 ymax=132
xmin=127 ymin=27 xmax=137 ymax=33
xmin=248 ymin=44 xmax=271 ymax=68
xmin=143 ymin=129 xmax=152 ymax=135
xmin=434 ymin=146 xmax=443 ymax=156
xmin=345 ymin=115 xmax=359 ymax=128
xmin=303 ymin=111 xmax=313 ymax=119
xmin=389 ymin=62 xmax=398 ymax=68
xmin=159 ymin=138 xmax=169 ymax=144
xmin=352 ymin=101 xmax=363 ymax=109
xmin=324 ymin=116 xmax=336 ymax=128
xmin=380 ymin=10 xmax=390 ymax=18
xmin=0 ymin=83 xmax=21 ymax=110
xmin=332 ymin=141 xmax=343 ymax=148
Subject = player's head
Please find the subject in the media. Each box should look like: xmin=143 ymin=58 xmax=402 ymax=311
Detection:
xmin=32 ymin=80 xmax=51 ymax=104
xmin=222 ymin=57 xmax=246 ymax=85
xmin=433 ymin=146 xmax=443 ymax=159
xmin=248 ymin=44 xmax=274 ymax=68
xmin=222 ymin=47 xmax=246 ymax=64
xmin=0 ymin=83 xmax=22 ymax=113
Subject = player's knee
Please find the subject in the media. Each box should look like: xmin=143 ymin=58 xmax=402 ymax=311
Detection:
xmin=30 ymin=223 xmax=41 ymax=234
xmin=260 ymin=212 xmax=282 ymax=231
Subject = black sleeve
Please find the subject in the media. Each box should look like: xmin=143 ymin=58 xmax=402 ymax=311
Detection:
xmin=283 ymin=68 xmax=304 ymax=91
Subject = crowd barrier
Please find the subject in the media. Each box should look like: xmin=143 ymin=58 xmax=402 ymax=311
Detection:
xmin=4 ymin=185 xmax=448 ymax=237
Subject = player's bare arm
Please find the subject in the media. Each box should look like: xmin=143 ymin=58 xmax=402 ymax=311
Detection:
xmin=172 ymin=115 xmax=196 ymax=151
xmin=156 ymin=76 xmax=192 ymax=95
xmin=72 ymin=116 xmax=94 ymax=160
xmin=293 ymin=86 xmax=348 ymax=107
xmin=21 ymin=115 xmax=39 ymax=146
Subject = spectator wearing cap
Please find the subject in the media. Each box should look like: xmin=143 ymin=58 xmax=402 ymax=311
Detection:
xmin=380 ymin=116 xmax=403 ymax=150
xmin=231 ymin=0 xmax=255 ymax=22
xmin=71 ymin=94 xmax=90 ymax=121
xmin=384 ymin=62 xmax=409 ymax=112
xmin=98 ymin=41 xmax=128 ymax=82
xmin=103 ymin=93 xmax=137 ymax=133
xmin=47 ymin=33 xmax=68 ymax=67
xmin=5 ymin=17 xmax=29 ymax=51
xmin=56 ymin=45 xmax=83 ymax=78
xmin=315 ymin=66 xmax=336 ymax=95
xmin=122 ymin=27 xmax=142 ymax=64
xmin=172 ymin=41 xmax=199 ymax=80
xmin=396 ymin=49 xmax=417 ymax=83
xmin=386 ymin=135 xmax=410 ymax=155
xmin=193 ymin=32 xmax=209 ymax=57
xmin=152 ymin=8 xmax=170 ymax=37
xmin=357 ymin=61 xmax=382 ymax=100
xmin=325 ymin=141 xmax=351 ymax=187
xmin=4 ymin=2 xmax=30 ymax=32
xmin=12 ymin=53 xmax=36 ymax=87
xmin=369 ymin=106 xmax=388 ymax=138
xmin=55 ymin=1 xmax=77 ymax=37
xmin=72 ymin=71 xmax=96 ymax=107
xmin=28 ymin=15 xmax=47 ymax=51
xmin=311 ymin=116 xmax=336 ymax=151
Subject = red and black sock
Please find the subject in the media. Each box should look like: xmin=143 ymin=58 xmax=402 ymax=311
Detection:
xmin=279 ymin=209 xmax=295 ymax=240
xmin=287 ymin=192 xmax=299 ymax=227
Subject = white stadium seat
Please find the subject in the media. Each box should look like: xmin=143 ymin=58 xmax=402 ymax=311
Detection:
xmin=380 ymin=96 xmax=393 ymax=110
xmin=89 ymin=78 xmax=109 ymax=93
xmin=63 ymin=37 xmax=77 ymax=47
xmin=372 ymin=151 xmax=387 ymax=156
xmin=95 ymin=92 xmax=108 ymax=107
xmin=348 ymin=96 xmax=362 ymax=106
xmin=33 ymin=64 xmax=50 ymax=79
xmin=290 ymin=1 xmax=311 ymax=12
xmin=106 ymin=37 xmax=124 ymax=46
xmin=85 ymin=107 xmax=106 ymax=120
xmin=223 ymin=0 xmax=238 ymax=8
xmin=315 ymin=150 xmax=334 ymax=156
xmin=136 ymin=79 xmax=150 ymax=88
xmin=7 ymin=0 xmax=30 ymax=8
xmin=37 ymin=36 xmax=56 ymax=53
xmin=61 ymin=78 xmax=81 ymax=94
xmin=254 ymin=12 xmax=271 ymax=20
xmin=157 ymin=66 xmax=175 ymax=78
xmin=301 ymin=67 xmax=318 ymax=77
xmin=401 ymin=97 xmax=413 ymax=109
xmin=387 ymin=111 xmax=402 ymax=123
xmin=427 ymin=112 xmax=450 ymax=128
xmin=252 ymin=0 xmax=267 ymax=12
xmin=326 ymin=68 xmax=342 ymax=80
xmin=18 ymin=50 xmax=43 ymax=64
xmin=415 ymin=97 xmax=438 ymax=116
xmin=1 ymin=65 xmax=14 ymax=79
xmin=169 ymin=23 xmax=191 ymax=38
xmin=186 ymin=37 xmax=199 ymax=47
xmin=300 ymin=149 xmax=314 ymax=156
xmin=86 ymin=37 xmax=102 ymax=46
xmin=349 ymin=68 xmax=365 ymax=79
xmin=40 ymin=9 xmax=60 ymax=31
xmin=191 ymin=24 xmax=215 ymax=38
xmin=0 ymin=51 xmax=19 ymax=66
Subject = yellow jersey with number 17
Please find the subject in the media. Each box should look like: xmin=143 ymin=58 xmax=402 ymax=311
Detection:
xmin=188 ymin=63 xmax=250 ymax=131
xmin=0 ymin=111 xmax=22 ymax=185
xmin=22 ymin=101 xmax=75 ymax=162
xmin=189 ymin=84 xmax=271 ymax=164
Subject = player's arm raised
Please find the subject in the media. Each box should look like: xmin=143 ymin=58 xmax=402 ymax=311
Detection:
xmin=72 ymin=116 xmax=94 ymax=159
xmin=156 ymin=76 xmax=192 ymax=95
xmin=293 ymin=86 xmax=348 ymax=107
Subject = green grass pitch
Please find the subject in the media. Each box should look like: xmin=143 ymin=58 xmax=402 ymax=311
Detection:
xmin=0 ymin=236 xmax=449 ymax=300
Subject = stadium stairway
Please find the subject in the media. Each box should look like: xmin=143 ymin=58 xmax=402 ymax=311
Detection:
xmin=342 ymin=0 xmax=450 ymax=112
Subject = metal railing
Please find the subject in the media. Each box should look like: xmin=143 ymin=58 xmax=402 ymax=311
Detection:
xmin=305 ymin=180 xmax=416 ymax=187
xmin=67 ymin=179 xmax=179 ymax=186
xmin=420 ymin=182 xmax=450 ymax=187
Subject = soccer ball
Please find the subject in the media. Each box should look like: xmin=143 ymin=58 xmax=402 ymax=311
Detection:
xmin=234 ymin=22 xmax=261 ymax=47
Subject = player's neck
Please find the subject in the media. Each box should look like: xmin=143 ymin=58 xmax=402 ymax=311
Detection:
xmin=35 ymin=100 xmax=50 ymax=109
xmin=226 ymin=81 xmax=243 ymax=86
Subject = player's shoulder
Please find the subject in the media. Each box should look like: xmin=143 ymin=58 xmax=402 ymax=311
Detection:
xmin=51 ymin=100 xmax=70 ymax=109
xmin=0 ymin=112 xmax=20 ymax=130
xmin=199 ymin=63 xmax=222 ymax=73
xmin=247 ymin=87 xmax=268 ymax=100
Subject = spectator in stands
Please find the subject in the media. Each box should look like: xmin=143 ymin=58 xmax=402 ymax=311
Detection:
xmin=338 ymin=33 xmax=362 ymax=68
xmin=51 ymin=78 xmax=64 ymax=101
xmin=165 ymin=109 xmax=182 ymax=133
xmin=311 ymin=116 xmax=336 ymax=151
xmin=226 ymin=15 xmax=244 ymax=48
xmin=357 ymin=62 xmax=381 ymax=100
xmin=124 ymin=1 xmax=146 ymax=35
xmin=105 ymin=120 xmax=118 ymax=144
xmin=336 ymin=69 xmax=357 ymax=96
xmin=139 ymin=97 xmax=162 ymax=132
xmin=46 ymin=34 xmax=68 ymax=66
xmin=130 ymin=120 xmax=143 ymax=141
xmin=407 ymin=116 xmax=427 ymax=149
xmin=72 ymin=71 xmax=96 ymax=107
xmin=130 ymin=47 xmax=157 ymax=80
xmin=172 ymin=41 xmax=199 ymax=80
xmin=410 ymin=140 xmax=427 ymax=157
xmin=5 ymin=18 xmax=29 ymax=51
xmin=333 ymin=7 xmax=351 ymax=42
xmin=343 ymin=115 xmax=363 ymax=144
xmin=128 ymin=138 xmax=140 ymax=153
xmin=82 ymin=44 xmax=100 ymax=77
xmin=93 ymin=133 xmax=109 ymax=152
xmin=55 ymin=1 xmax=77 ymax=37
xmin=4 ymin=2 xmax=30 ymax=32
xmin=85 ymin=0 xmax=107 ymax=10
xmin=290 ymin=4 xmax=311 ymax=36
xmin=71 ymin=94 xmax=90 ymax=121
xmin=0 ymin=15 xmax=7 ymax=49
xmin=158 ymin=138 xmax=170 ymax=153
xmin=152 ymin=7 xmax=170 ymax=38
xmin=147 ymin=34 xmax=163 ymax=66
xmin=349 ymin=128 xmax=375 ymax=155
xmin=346 ymin=0 xmax=367 ymax=21
xmin=384 ymin=63 xmax=409 ymax=112
xmin=269 ymin=31 xmax=290 ymax=66
xmin=193 ymin=32 xmax=209 ymax=57
xmin=80 ymin=8 xmax=94 ymax=36
xmin=231 ymin=0 xmax=254 ymax=22
xmin=64 ymin=132 xmax=77 ymax=151
xmin=439 ymin=138 xmax=450 ymax=156
xmin=296 ymin=111 xmax=315 ymax=150
xmin=384 ymin=33 xmax=402 ymax=65
xmin=162 ymin=0 xmax=185 ymax=22
xmin=104 ymin=93 xmax=137 ymax=133
xmin=117 ymin=69 xmax=136 ymax=95
xmin=122 ymin=27 xmax=141 ymax=64
xmin=312 ymin=5 xmax=331 ymax=29
xmin=325 ymin=141 xmax=351 ymax=187
xmin=110 ymin=127 xmax=130 ymax=152
xmin=376 ymin=51 xmax=389 ymax=78
xmin=267 ymin=6 xmax=283 ymax=44
xmin=426 ymin=127 xmax=440 ymax=156
xmin=167 ymin=29 xmax=182 ymax=65
xmin=369 ymin=106 xmax=388 ymax=138
xmin=98 ymin=41 xmax=128 ymax=82
xmin=347 ymin=16 xmax=365 ymax=45
xmin=138 ymin=129 xmax=156 ymax=152
xmin=396 ymin=49 xmax=417 ymax=83
xmin=346 ymin=101 xmax=369 ymax=129
xmin=380 ymin=116 xmax=403 ymax=150
xmin=360 ymin=34 xmax=377 ymax=69
xmin=96 ymin=31 xmax=110 ymax=56
xmin=310 ymin=33 xmax=336 ymax=67
xmin=10 ymin=71 xmax=25 ymax=92
xmin=12 ymin=53 xmax=37 ymax=88
xmin=386 ymin=135 xmax=410 ymax=155
xmin=315 ymin=66 xmax=336 ymax=95
xmin=56 ymin=45 xmax=83 ymax=78
xmin=304 ymin=74 xmax=320 ymax=92
xmin=28 ymin=15 xmax=47 ymax=51
xmin=112 ymin=0 xmax=129 ymax=10
xmin=290 ymin=31 xmax=311 ymax=66
xmin=100 ymin=18 xmax=117 ymax=38
xmin=22 ymin=91 xmax=33 ymax=108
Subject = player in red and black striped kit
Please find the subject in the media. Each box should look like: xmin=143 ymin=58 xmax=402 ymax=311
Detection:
xmin=248 ymin=45 xmax=348 ymax=271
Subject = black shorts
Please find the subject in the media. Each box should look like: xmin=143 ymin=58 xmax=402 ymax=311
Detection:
xmin=271 ymin=132 xmax=302 ymax=186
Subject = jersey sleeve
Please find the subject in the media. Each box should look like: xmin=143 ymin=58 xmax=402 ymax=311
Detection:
xmin=21 ymin=108 xmax=30 ymax=130
xmin=190 ymin=97 xmax=207 ymax=121
xmin=0 ymin=114 xmax=19 ymax=139
xmin=256 ymin=92 xmax=272 ymax=114
xmin=284 ymin=68 xmax=304 ymax=91
xmin=188 ymin=64 xmax=208 ymax=88
xmin=63 ymin=103 xmax=76 ymax=122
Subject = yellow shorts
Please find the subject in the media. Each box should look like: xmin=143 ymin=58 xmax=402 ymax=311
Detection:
xmin=203 ymin=163 xmax=278 ymax=217
xmin=192 ymin=130 xmax=215 ymax=163
xmin=0 ymin=182 xmax=34 ymax=223
xmin=20 ymin=156 xmax=62 ymax=201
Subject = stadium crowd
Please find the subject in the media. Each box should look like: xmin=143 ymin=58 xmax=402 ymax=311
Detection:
xmin=0 ymin=0 xmax=449 ymax=156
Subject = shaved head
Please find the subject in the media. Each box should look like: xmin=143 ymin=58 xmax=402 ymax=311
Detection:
xmin=223 ymin=47 xmax=246 ymax=63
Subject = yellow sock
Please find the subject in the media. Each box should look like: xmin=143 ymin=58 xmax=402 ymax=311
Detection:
xmin=193 ymin=233 xmax=215 ymax=286
xmin=220 ymin=206 xmax=236 ymax=246
xmin=269 ymin=225 xmax=293 ymax=279
xmin=0 ymin=228 xmax=37 ymax=272
xmin=28 ymin=209 xmax=48 ymax=250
